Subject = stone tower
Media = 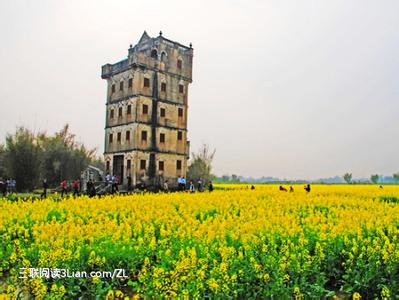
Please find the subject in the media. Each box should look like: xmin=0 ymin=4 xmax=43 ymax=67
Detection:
xmin=101 ymin=31 xmax=193 ymax=187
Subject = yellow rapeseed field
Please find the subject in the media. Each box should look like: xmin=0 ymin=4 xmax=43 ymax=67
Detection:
xmin=1 ymin=184 xmax=399 ymax=299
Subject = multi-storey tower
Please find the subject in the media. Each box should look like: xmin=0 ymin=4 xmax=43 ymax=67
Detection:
xmin=101 ymin=31 xmax=193 ymax=187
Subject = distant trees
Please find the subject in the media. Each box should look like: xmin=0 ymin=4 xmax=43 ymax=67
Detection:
xmin=343 ymin=173 xmax=352 ymax=184
xmin=187 ymin=143 xmax=216 ymax=183
xmin=4 ymin=128 xmax=41 ymax=191
xmin=394 ymin=173 xmax=399 ymax=183
xmin=0 ymin=124 xmax=101 ymax=191
xmin=370 ymin=174 xmax=379 ymax=184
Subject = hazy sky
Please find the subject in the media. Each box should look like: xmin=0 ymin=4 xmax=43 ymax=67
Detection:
xmin=0 ymin=0 xmax=398 ymax=179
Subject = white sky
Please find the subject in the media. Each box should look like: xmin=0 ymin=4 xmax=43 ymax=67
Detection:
xmin=0 ymin=0 xmax=398 ymax=179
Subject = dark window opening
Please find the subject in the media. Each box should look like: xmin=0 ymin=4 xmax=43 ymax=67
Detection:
xmin=111 ymin=84 xmax=115 ymax=93
xmin=127 ymin=159 xmax=131 ymax=170
xmin=119 ymin=81 xmax=124 ymax=91
xmin=179 ymin=84 xmax=184 ymax=93
xmin=161 ymin=82 xmax=166 ymax=92
xmin=117 ymin=132 xmax=121 ymax=142
xmin=126 ymin=130 xmax=130 ymax=141
xmin=160 ymin=108 xmax=165 ymax=118
xmin=151 ymin=49 xmax=158 ymax=59
xmin=118 ymin=107 xmax=122 ymax=117
xmin=141 ymin=131 xmax=147 ymax=141
xmin=176 ymin=160 xmax=182 ymax=170
xmin=128 ymin=78 xmax=133 ymax=88
xmin=143 ymin=104 xmax=148 ymax=115
xmin=177 ymin=131 xmax=183 ymax=141
xmin=177 ymin=59 xmax=182 ymax=69
xmin=110 ymin=109 xmax=114 ymax=119
xmin=144 ymin=78 xmax=150 ymax=88
xmin=140 ymin=160 xmax=146 ymax=170
xmin=106 ymin=161 xmax=110 ymax=172
xmin=159 ymin=161 xmax=164 ymax=171
xmin=178 ymin=107 xmax=183 ymax=117
xmin=109 ymin=133 xmax=113 ymax=143
xmin=160 ymin=133 xmax=165 ymax=143
xmin=127 ymin=105 xmax=132 ymax=115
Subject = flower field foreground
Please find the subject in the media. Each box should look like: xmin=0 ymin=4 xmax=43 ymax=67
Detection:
xmin=1 ymin=185 xmax=399 ymax=299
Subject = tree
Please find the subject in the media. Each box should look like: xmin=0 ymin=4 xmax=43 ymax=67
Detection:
xmin=0 ymin=144 xmax=6 ymax=178
xmin=5 ymin=127 xmax=42 ymax=191
xmin=231 ymin=174 xmax=240 ymax=182
xmin=343 ymin=173 xmax=352 ymax=184
xmin=40 ymin=124 xmax=96 ymax=186
xmin=187 ymin=143 xmax=216 ymax=183
xmin=370 ymin=174 xmax=379 ymax=184
xmin=393 ymin=173 xmax=399 ymax=183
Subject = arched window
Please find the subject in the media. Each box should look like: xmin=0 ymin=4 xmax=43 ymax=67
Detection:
xmin=151 ymin=49 xmax=158 ymax=59
xmin=160 ymin=51 xmax=167 ymax=62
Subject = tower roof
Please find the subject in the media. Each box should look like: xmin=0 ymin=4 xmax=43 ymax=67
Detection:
xmin=138 ymin=31 xmax=151 ymax=44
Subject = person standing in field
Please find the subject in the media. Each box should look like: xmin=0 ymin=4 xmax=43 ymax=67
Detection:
xmin=73 ymin=179 xmax=79 ymax=198
xmin=60 ymin=179 xmax=67 ymax=197
xmin=163 ymin=180 xmax=169 ymax=192
xmin=181 ymin=177 xmax=187 ymax=191
xmin=197 ymin=179 xmax=203 ymax=192
xmin=290 ymin=186 xmax=294 ymax=192
xmin=41 ymin=179 xmax=48 ymax=199
xmin=304 ymin=184 xmax=311 ymax=193
xmin=189 ymin=181 xmax=195 ymax=193
xmin=208 ymin=181 xmax=214 ymax=192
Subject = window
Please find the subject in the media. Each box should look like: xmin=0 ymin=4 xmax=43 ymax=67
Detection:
xmin=109 ymin=133 xmax=113 ymax=143
xmin=140 ymin=160 xmax=146 ymax=170
xmin=117 ymin=132 xmax=121 ymax=142
xmin=128 ymin=78 xmax=133 ymax=88
xmin=127 ymin=105 xmax=132 ymax=115
xmin=142 ymin=104 xmax=148 ymax=115
xmin=151 ymin=49 xmax=158 ymax=59
xmin=127 ymin=159 xmax=131 ymax=170
xmin=118 ymin=107 xmax=122 ymax=117
xmin=119 ymin=81 xmax=124 ymax=91
xmin=179 ymin=84 xmax=184 ymax=93
xmin=176 ymin=160 xmax=182 ymax=170
xmin=178 ymin=107 xmax=183 ymax=117
xmin=177 ymin=131 xmax=183 ymax=141
xmin=160 ymin=133 xmax=165 ymax=143
xmin=106 ymin=161 xmax=110 ymax=172
xmin=177 ymin=59 xmax=182 ymax=69
xmin=144 ymin=78 xmax=150 ymax=88
xmin=160 ymin=108 xmax=165 ymax=118
xmin=126 ymin=130 xmax=130 ymax=141
xmin=111 ymin=84 xmax=115 ymax=93
xmin=161 ymin=82 xmax=166 ymax=92
xmin=141 ymin=130 xmax=147 ymax=141
xmin=110 ymin=109 xmax=114 ymax=119
xmin=159 ymin=161 xmax=164 ymax=171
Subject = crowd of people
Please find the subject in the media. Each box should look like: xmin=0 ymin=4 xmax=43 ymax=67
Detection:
xmin=175 ymin=177 xmax=213 ymax=193
xmin=0 ymin=178 xmax=17 ymax=196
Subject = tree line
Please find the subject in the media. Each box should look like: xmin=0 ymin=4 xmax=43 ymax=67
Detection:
xmin=0 ymin=125 xmax=103 ymax=192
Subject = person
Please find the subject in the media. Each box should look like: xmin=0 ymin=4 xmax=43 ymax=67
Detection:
xmin=87 ymin=179 xmax=96 ymax=198
xmin=105 ymin=172 xmax=111 ymax=183
xmin=41 ymin=179 xmax=48 ymax=199
xmin=60 ymin=179 xmax=67 ymax=197
xmin=189 ymin=181 xmax=195 ymax=193
xmin=289 ymin=186 xmax=294 ymax=192
xmin=251 ymin=185 xmax=255 ymax=190
xmin=177 ymin=176 xmax=182 ymax=191
xmin=73 ymin=179 xmax=80 ymax=198
xmin=181 ymin=177 xmax=187 ymax=191
xmin=304 ymin=184 xmax=311 ymax=193
xmin=197 ymin=179 xmax=203 ymax=192
xmin=279 ymin=185 xmax=287 ymax=191
xmin=163 ymin=180 xmax=169 ymax=192
xmin=208 ymin=181 xmax=214 ymax=192
xmin=127 ymin=174 xmax=132 ymax=192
